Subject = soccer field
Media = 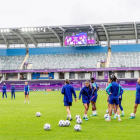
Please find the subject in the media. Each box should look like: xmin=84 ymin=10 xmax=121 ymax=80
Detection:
xmin=0 ymin=90 xmax=139 ymax=140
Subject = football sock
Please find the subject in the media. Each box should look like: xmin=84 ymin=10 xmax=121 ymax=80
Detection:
xmin=122 ymin=111 xmax=124 ymax=114
xmin=118 ymin=115 xmax=120 ymax=120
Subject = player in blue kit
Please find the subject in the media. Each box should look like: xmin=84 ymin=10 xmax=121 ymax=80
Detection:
xmin=79 ymin=81 xmax=92 ymax=121
xmin=90 ymin=78 xmax=99 ymax=116
xmin=24 ymin=82 xmax=29 ymax=103
xmin=129 ymin=78 xmax=140 ymax=119
xmin=11 ymin=83 xmax=15 ymax=99
xmin=119 ymin=85 xmax=124 ymax=116
xmin=2 ymin=83 xmax=7 ymax=100
xmin=61 ymin=79 xmax=77 ymax=121
xmin=105 ymin=75 xmax=121 ymax=121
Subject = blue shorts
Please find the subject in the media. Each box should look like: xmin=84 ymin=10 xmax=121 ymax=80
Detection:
xmin=135 ymin=97 xmax=140 ymax=104
xmin=109 ymin=96 xmax=119 ymax=105
xmin=90 ymin=94 xmax=97 ymax=102
xmin=83 ymin=102 xmax=90 ymax=105
xmin=64 ymin=102 xmax=72 ymax=106
xmin=25 ymin=92 xmax=29 ymax=95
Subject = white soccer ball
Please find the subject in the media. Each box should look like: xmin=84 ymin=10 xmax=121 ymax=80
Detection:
xmin=65 ymin=120 xmax=70 ymax=126
xmin=130 ymin=113 xmax=135 ymax=117
xmin=59 ymin=120 xmax=65 ymax=127
xmin=76 ymin=118 xmax=82 ymax=124
xmin=104 ymin=114 xmax=109 ymax=119
xmin=75 ymin=115 xmax=81 ymax=120
xmin=106 ymin=109 xmax=109 ymax=114
xmin=36 ymin=112 xmax=41 ymax=117
xmin=74 ymin=124 xmax=81 ymax=131
xmin=44 ymin=123 xmax=51 ymax=130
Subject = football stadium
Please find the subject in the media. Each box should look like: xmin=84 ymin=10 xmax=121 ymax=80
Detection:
xmin=0 ymin=22 xmax=140 ymax=140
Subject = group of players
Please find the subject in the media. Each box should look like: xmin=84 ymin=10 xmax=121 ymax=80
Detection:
xmin=61 ymin=78 xmax=99 ymax=121
xmin=61 ymin=75 xmax=140 ymax=121
xmin=1 ymin=82 xmax=30 ymax=103
xmin=1 ymin=76 xmax=140 ymax=121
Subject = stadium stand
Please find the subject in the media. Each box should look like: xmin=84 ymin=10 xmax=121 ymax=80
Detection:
xmin=27 ymin=46 xmax=108 ymax=69
xmin=0 ymin=49 xmax=26 ymax=70
xmin=110 ymin=44 xmax=140 ymax=67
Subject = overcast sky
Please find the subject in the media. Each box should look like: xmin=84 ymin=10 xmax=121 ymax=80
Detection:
xmin=0 ymin=0 xmax=139 ymax=28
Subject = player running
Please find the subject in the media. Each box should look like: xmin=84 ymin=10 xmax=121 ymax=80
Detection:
xmin=24 ymin=82 xmax=29 ymax=103
xmin=61 ymin=79 xmax=77 ymax=121
xmin=105 ymin=75 xmax=121 ymax=121
xmin=11 ymin=83 xmax=15 ymax=99
xmin=129 ymin=78 xmax=140 ymax=119
xmin=79 ymin=81 xmax=92 ymax=121
xmin=2 ymin=83 xmax=7 ymax=100
xmin=90 ymin=78 xmax=99 ymax=116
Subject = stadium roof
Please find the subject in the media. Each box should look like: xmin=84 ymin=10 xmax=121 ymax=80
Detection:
xmin=0 ymin=22 xmax=139 ymax=48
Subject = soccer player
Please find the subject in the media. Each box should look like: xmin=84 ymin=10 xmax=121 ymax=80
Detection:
xmin=2 ymin=83 xmax=7 ymax=100
xmin=61 ymin=79 xmax=77 ymax=121
xmin=11 ymin=83 xmax=15 ymax=99
xmin=90 ymin=78 xmax=99 ymax=116
xmin=105 ymin=75 xmax=121 ymax=121
xmin=129 ymin=78 xmax=140 ymax=119
xmin=79 ymin=81 xmax=92 ymax=121
xmin=119 ymin=85 xmax=124 ymax=116
xmin=24 ymin=82 xmax=29 ymax=103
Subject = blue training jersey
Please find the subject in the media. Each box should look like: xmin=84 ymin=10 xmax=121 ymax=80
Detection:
xmin=135 ymin=83 xmax=140 ymax=98
xmin=11 ymin=85 xmax=15 ymax=92
xmin=79 ymin=86 xmax=92 ymax=103
xmin=24 ymin=85 xmax=29 ymax=92
xmin=92 ymin=83 xmax=98 ymax=95
xmin=61 ymin=84 xmax=77 ymax=102
xmin=106 ymin=82 xmax=120 ymax=97
xmin=2 ymin=85 xmax=7 ymax=92
xmin=119 ymin=85 xmax=124 ymax=99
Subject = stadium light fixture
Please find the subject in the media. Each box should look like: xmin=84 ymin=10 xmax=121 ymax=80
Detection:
xmin=25 ymin=28 xmax=27 ymax=31
xmin=7 ymin=29 xmax=9 ymax=32
xmin=31 ymin=28 xmax=33 ymax=31
xmin=1 ymin=29 xmax=3 ymax=32
xmin=4 ymin=29 xmax=6 ymax=32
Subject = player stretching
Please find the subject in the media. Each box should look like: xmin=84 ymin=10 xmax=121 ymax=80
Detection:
xmin=105 ymin=75 xmax=121 ymax=121
xmin=61 ymin=79 xmax=77 ymax=121
xmin=79 ymin=81 xmax=92 ymax=121
xmin=129 ymin=78 xmax=140 ymax=119
xmin=24 ymin=82 xmax=29 ymax=103
xmin=90 ymin=78 xmax=99 ymax=116
xmin=11 ymin=83 xmax=15 ymax=99
xmin=2 ymin=83 xmax=7 ymax=100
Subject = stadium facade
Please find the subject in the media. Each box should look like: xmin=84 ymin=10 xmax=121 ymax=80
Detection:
xmin=0 ymin=22 xmax=140 ymax=91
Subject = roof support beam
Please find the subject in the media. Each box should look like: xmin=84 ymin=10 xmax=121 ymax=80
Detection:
xmin=134 ymin=23 xmax=138 ymax=44
xmin=48 ymin=27 xmax=63 ymax=46
xmin=95 ymin=29 xmax=99 ymax=45
xmin=10 ymin=30 xmax=28 ymax=48
xmin=1 ymin=33 xmax=9 ymax=48
xmin=59 ymin=26 xmax=66 ymax=32
xmin=26 ymin=33 xmax=38 ymax=47
xmin=102 ymin=24 xmax=110 ymax=48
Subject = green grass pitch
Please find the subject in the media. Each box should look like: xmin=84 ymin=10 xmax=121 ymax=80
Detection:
xmin=0 ymin=90 xmax=139 ymax=140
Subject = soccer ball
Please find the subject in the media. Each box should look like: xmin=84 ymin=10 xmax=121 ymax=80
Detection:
xmin=130 ymin=113 xmax=135 ymax=117
xmin=44 ymin=123 xmax=51 ymax=130
xmin=104 ymin=114 xmax=109 ymax=119
xmin=75 ymin=115 xmax=81 ymax=120
xmin=106 ymin=109 xmax=109 ymax=114
xmin=74 ymin=124 xmax=81 ymax=131
xmin=76 ymin=118 xmax=82 ymax=124
xmin=65 ymin=120 xmax=70 ymax=126
xmin=36 ymin=112 xmax=41 ymax=117
xmin=59 ymin=120 xmax=65 ymax=127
